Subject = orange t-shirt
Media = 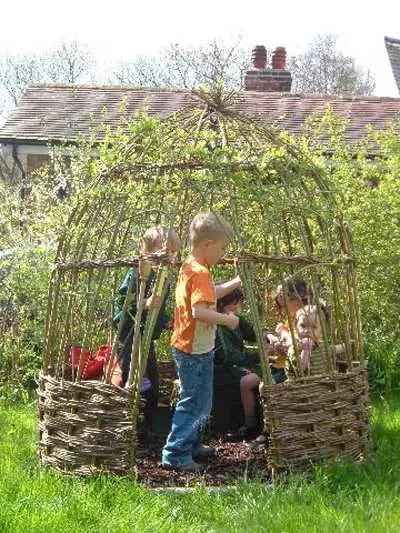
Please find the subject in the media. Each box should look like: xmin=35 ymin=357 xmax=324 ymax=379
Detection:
xmin=172 ymin=258 xmax=216 ymax=354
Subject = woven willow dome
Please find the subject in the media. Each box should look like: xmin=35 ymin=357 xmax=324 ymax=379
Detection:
xmin=38 ymin=90 xmax=369 ymax=476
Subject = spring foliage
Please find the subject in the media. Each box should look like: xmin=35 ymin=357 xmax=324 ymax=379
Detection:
xmin=0 ymin=105 xmax=399 ymax=398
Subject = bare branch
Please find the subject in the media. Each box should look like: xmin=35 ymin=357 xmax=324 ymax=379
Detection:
xmin=288 ymin=34 xmax=376 ymax=96
xmin=111 ymin=38 xmax=248 ymax=90
xmin=44 ymin=40 xmax=95 ymax=84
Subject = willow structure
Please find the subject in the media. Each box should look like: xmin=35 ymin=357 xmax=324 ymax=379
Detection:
xmin=37 ymin=89 xmax=369 ymax=476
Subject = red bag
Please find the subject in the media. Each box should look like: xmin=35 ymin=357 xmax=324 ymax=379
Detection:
xmin=94 ymin=344 xmax=113 ymax=363
xmin=69 ymin=346 xmax=91 ymax=374
xmin=95 ymin=345 xmax=123 ymax=385
xmin=69 ymin=344 xmax=120 ymax=381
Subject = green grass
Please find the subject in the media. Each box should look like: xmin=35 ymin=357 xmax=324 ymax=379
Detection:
xmin=1 ymin=394 xmax=400 ymax=533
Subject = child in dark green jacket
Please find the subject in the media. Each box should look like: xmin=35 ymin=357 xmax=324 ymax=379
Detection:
xmin=213 ymin=287 xmax=260 ymax=435
xmin=113 ymin=226 xmax=180 ymax=442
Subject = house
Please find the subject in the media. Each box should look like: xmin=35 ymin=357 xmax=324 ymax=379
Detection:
xmin=385 ymin=36 xmax=400 ymax=95
xmin=1 ymin=45 xmax=400 ymax=180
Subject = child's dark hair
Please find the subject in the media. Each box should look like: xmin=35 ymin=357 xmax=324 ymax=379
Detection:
xmin=274 ymin=277 xmax=329 ymax=322
xmin=274 ymin=278 xmax=309 ymax=311
xmin=216 ymin=281 xmax=244 ymax=312
xmin=287 ymin=278 xmax=309 ymax=303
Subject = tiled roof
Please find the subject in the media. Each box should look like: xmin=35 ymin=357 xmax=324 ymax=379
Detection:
xmin=385 ymin=36 xmax=400 ymax=94
xmin=0 ymin=85 xmax=400 ymax=145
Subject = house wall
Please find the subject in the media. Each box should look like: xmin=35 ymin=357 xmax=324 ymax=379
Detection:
xmin=26 ymin=154 xmax=51 ymax=175
xmin=0 ymin=144 xmax=51 ymax=180
xmin=17 ymin=145 xmax=50 ymax=176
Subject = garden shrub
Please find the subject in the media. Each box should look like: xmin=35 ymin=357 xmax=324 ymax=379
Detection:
xmin=303 ymin=111 xmax=400 ymax=391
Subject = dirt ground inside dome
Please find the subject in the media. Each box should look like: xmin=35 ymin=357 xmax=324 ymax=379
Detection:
xmin=136 ymin=436 xmax=270 ymax=488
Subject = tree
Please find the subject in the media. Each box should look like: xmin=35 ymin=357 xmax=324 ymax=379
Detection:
xmin=289 ymin=34 xmax=375 ymax=96
xmin=0 ymin=40 xmax=95 ymax=108
xmin=0 ymin=54 xmax=42 ymax=106
xmin=44 ymin=40 xmax=95 ymax=84
xmin=112 ymin=39 xmax=248 ymax=89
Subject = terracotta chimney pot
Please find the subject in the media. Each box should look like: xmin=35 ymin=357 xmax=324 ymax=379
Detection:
xmin=272 ymin=47 xmax=286 ymax=70
xmin=251 ymin=45 xmax=267 ymax=69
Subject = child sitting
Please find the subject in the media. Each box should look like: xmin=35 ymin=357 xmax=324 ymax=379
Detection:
xmin=215 ymin=286 xmax=289 ymax=443
xmin=273 ymin=280 xmax=328 ymax=375
xmin=213 ymin=286 xmax=260 ymax=434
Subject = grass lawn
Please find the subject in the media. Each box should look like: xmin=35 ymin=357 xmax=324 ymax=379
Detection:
xmin=1 ymin=393 xmax=400 ymax=533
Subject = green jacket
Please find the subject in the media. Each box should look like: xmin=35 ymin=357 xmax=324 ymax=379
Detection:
xmin=214 ymin=315 xmax=258 ymax=370
xmin=113 ymin=267 xmax=170 ymax=342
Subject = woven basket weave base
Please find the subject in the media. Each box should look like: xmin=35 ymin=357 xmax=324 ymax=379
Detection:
xmin=37 ymin=373 xmax=136 ymax=476
xmin=309 ymin=346 xmax=328 ymax=376
xmin=262 ymin=367 xmax=370 ymax=471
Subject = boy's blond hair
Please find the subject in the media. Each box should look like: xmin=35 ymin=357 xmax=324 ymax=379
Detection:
xmin=189 ymin=212 xmax=233 ymax=247
xmin=141 ymin=225 xmax=180 ymax=253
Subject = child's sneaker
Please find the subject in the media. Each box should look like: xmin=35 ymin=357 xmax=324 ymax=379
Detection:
xmin=162 ymin=460 xmax=204 ymax=473
xmin=246 ymin=434 xmax=268 ymax=449
xmin=225 ymin=425 xmax=259 ymax=442
xmin=193 ymin=445 xmax=216 ymax=459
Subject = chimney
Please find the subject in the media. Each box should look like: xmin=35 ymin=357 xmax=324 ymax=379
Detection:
xmin=244 ymin=45 xmax=292 ymax=92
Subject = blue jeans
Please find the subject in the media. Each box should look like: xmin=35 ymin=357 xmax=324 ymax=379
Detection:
xmin=162 ymin=348 xmax=214 ymax=466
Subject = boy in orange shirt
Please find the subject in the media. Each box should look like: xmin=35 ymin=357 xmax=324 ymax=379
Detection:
xmin=162 ymin=212 xmax=241 ymax=472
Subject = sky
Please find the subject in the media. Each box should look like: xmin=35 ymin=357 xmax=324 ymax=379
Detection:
xmin=0 ymin=0 xmax=399 ymax=96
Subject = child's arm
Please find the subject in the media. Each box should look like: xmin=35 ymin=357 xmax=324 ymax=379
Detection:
xmin=192 ymin=303 xmax=239 ymax=330
xmin=146 ymin=294 xmax=161 ymax=309
xmin=215 ymin=275 xmax=241 ymax=299
xmin=110 ymin=359 xmax=123 ymax=387
xmin=334 ymin=343 xmax=346 ymax=355
xmin=239 ymin=316 xmax=257 ymax=343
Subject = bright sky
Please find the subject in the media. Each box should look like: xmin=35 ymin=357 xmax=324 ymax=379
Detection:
xmin=1 ymin=0 xmax=399 ymax=96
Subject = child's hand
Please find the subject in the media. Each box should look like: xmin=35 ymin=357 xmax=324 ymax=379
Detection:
xmin=146 ymin=294 xmax=161 ymax=309
xmin=334 ymin=342 xmax=346 ymax=355
xmin=225 ymin=312 xmax=240 ymax=330
xmin=111 ymin=372 xmax=122 ymax=387
xmin=264 ymin=333 xmax=282 ymax=352
xmin=265 ymin=333 xmax=279 ymax=345
xmin=164 ymin=319 xmax=174 ymax=331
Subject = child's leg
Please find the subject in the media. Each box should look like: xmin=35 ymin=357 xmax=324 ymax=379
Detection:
xmin=116 ymin=323 xmax=134 ymax=387
xmin=162 ymin=349 xmax=214 ymax=466
xmin=240 ymin=372 xmax=261 ymax=428
xmin=191 ymin=351 xmax=214 ymax=455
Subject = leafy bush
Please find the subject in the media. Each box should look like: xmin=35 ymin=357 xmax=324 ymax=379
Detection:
xmin=0 ymin=243 xmax=53 ymax=400
xmin=303 ymin=111 xmax=400 ymax=391
xmin=0 ymin=177 xmax=59 ymax=400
